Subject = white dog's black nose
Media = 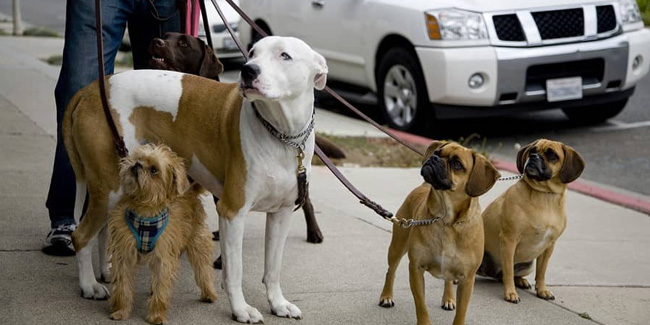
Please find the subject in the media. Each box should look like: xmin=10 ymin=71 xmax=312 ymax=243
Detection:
xmin=241 ymin=64 xmax=260 ymax=84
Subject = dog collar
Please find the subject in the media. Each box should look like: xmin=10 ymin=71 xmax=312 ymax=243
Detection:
xmin=252 ymin=102 xmax=315 ymax=151
xmin=125 ymin=208 xmax=169 ymax=254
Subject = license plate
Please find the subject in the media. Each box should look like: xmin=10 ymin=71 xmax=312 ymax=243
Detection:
xmin=546 ymin=77 xmax=583 ymax=102
xmin=223 ymin=38 xmax=237 ymax=50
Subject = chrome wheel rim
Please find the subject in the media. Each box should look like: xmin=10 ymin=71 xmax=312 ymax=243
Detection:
xmin=383 ymin=65 xmax=417 ymax=127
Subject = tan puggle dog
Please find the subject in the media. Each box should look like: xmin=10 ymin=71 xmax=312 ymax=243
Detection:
xmin=478 ymin=139 xmax=585 ymax=303
xmin=108 ymin=144 xmax=217 ymax=324
xmin=379 ymin=141 xmax=500 ymax=325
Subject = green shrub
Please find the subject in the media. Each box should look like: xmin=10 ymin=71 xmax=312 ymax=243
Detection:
xmin=639 ymin=0 xmax=650 ymax=25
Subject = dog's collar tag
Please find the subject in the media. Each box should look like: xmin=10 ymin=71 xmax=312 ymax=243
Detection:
xmin=125 ymin=208 xmax=169 ymax=254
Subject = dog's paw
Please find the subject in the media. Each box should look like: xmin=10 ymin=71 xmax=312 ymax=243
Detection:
xmin=504 ymin=291 xmax=521 ymax=304
xmin=81 ymin=282 xmax=110 ymax=300
xmin=515 ymin=277 xmax=531 ymax=290
xmin=306 ymin=229 xmax=324 ymax=244
xmin=232 ymin=304 xmax=264 ymax=324
xmin=200 ymin=291 xmax=218 ymax=303
xmin=146 ymin=313 xmax=166 ymax=325
xmin=271 ymin=299 xmax=302 ymax=319
xmin=441 ymin=299 xmax=456 ymax=311
xmin=378 ymin=296 xmax=395 ymax=308
xmin=109 ymin=309 xmax=130 ymax=321
xmin=536 ymin=288 xmax=555 ymax=300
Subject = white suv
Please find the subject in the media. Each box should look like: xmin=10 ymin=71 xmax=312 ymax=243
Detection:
xmin=239 ymin=0 xmax=650 ymax=131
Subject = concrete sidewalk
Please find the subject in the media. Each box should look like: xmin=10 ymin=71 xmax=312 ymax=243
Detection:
xmin=1 ymin=35 xmax=649 ymax=325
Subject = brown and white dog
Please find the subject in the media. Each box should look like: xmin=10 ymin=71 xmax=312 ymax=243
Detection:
xmin=63 ymin=36 xmax=327 ymax=323
xmin=149 ymin=32 xmax=346 ymax=246
xmin=108 ymin=144 xmax=216 ymax=324
xmin=478 ymin=139 xmax=585 ymax=303
xmin=379 ymin=141 xmax=500 ymax=325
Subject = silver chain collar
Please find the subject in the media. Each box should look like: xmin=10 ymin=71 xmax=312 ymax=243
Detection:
xmin=392 ymin=216 xmax=465 ymax=228
xmin=252 ymin=102 xmax=315 ymax=151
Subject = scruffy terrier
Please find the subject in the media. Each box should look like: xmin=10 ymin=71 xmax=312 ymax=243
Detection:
xmin=108 ymin=144 xmax=217 ymax=324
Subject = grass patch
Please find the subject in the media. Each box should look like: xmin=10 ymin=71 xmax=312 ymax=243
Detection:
xmin=0 ymin=29 xmax=8 ymax=36
xmin=313 ymin=134 xmax=425 ymax=168
xmin=313 ymin=134 xmax=494 ymax=168
xmin=23 ymin=27 xmax=59 ymax=37
xmin=639 ymin=0 xmax=650 ymax=25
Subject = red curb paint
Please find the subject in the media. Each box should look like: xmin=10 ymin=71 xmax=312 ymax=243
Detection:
xmin=390 ymin=129 xmax=650 ymax=215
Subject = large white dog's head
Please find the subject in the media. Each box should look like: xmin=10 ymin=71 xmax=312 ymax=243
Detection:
xmin=239 ymin=36 xmax=328 ymax=101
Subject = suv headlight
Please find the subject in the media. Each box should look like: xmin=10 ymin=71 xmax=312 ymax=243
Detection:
xmin=619 ymin=0 xmax=642 ymax=24
xmin=425 ymin=9 xmax=488 ymax=40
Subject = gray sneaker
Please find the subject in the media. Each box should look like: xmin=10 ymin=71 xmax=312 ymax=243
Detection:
xmin=42 ymin=224 xmax=76 ymax=256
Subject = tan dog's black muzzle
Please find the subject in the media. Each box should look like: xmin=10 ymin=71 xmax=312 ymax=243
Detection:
xmin=421 ymin=155 xmax=452 ymax=190
xmin=524 ymin=153 xmax=551 ymax=181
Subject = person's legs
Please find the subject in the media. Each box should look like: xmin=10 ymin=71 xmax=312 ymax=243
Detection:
xmin=129 ymin=0 xmax=181 ymax=69
xmin=44 ymin=0 xmax=131 ymax=256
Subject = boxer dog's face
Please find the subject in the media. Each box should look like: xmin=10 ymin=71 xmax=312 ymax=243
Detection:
xmin=420 ymin=141 xmax=500 ymax=197
xmin=239 ymin=36 xmax=328 ymax=101
xmin=516 ymin=139 xmax=585 ymax=185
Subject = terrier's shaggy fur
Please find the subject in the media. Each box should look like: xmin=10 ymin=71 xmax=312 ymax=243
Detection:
xmin=108 ymin=144 xmax=217 ymax=324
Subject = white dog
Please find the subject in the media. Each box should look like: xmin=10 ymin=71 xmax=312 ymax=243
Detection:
xmin=62 ymin=36 xmax=327 ymax=323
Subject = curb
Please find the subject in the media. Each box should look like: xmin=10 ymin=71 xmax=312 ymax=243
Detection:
xmin=391 ymin=129 xmax=650 ymax=216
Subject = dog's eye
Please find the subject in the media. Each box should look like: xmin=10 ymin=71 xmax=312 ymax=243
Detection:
xmin=150 ymin=166 xmax=158 ymax=175
xmin=280 ymin=52 xmax=292 ymax=61
xmin=249 ymin=50 xmax=255 ymax=58
xmin=451 ymin=159 xmax=464 ymax=171
xmin=179 ymin=41 xmax=188 ymax=48
xmin=545 ymin=150 xmax=559 ymax=162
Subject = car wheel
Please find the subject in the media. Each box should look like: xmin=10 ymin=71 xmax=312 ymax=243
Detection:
xmin=377 ymin=47 xmax=430 ymax=132
xmin=561 ymin=98 xmax=628 ymax=124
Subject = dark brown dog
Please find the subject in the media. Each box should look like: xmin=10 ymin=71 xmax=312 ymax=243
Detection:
xmin=149 ymin=32 xmax=224 ymax=80
xmin=148 ymin=33 xmax=345 ymax=257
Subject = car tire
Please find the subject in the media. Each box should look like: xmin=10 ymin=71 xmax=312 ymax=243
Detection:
xmin=561 ymin=98 xmax=628 ymax=124
xmin=377 ymin=47 xmax=430 ymax=132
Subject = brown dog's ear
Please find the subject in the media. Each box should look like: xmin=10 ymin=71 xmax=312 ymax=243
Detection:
xmin=559 ymin=144 xmax=585 ymax=183
xmin=466 ymin=153 xmax=501 ymax=197
xmin=516 ymin=140 xmax=538 ymax=174
xmin=422 ymin=140 xmax=446 ymax=164
xmin=198 ymin=40 xmax=224 ymax=80
xmin=169 ymin=155 xmax=190 ymax=196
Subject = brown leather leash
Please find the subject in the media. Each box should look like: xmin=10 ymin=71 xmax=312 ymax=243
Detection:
xmin=94 ymin=0 xmax=128 ymax=158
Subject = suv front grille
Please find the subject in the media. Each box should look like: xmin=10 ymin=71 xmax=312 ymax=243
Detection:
xmin=526 ymin=58 xmax=605 ymax=89
xmin=532 ymin=8 xmax=584 ymax=40
xmin=493 ymin=14 xmax=525 ymax=41
xmin=596 ymin=5 xmax=617 ymax=33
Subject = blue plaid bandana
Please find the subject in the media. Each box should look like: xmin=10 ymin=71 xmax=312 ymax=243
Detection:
xmin=125 ymin=208 xmax=169 ymax=254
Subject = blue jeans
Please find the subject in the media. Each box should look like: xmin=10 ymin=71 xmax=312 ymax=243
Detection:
xmin=48 ymin=0 xmax=180 ymax=228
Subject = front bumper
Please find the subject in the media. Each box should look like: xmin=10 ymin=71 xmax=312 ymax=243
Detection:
xmin=415 ymin=28 xmax=650 ymax=108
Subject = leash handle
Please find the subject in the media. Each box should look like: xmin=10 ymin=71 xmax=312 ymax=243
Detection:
xmin=95 ymin=0 xmax=128 ymax=158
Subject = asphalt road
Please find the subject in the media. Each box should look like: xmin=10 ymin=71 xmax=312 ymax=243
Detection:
xmin=6 ymin=2 xmax=649 ymax=196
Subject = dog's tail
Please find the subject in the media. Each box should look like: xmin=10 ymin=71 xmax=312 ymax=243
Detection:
xmin=62 ymin=86 xmax=86 ymax=181
xmin=315 ymin=135 xmax=346 ymax=159
xmin=186 ymin=182 xmax=206 ymax=197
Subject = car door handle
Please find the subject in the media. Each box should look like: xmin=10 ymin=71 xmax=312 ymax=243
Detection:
xmin=312 ymin=0 xmax=325 ymax=8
